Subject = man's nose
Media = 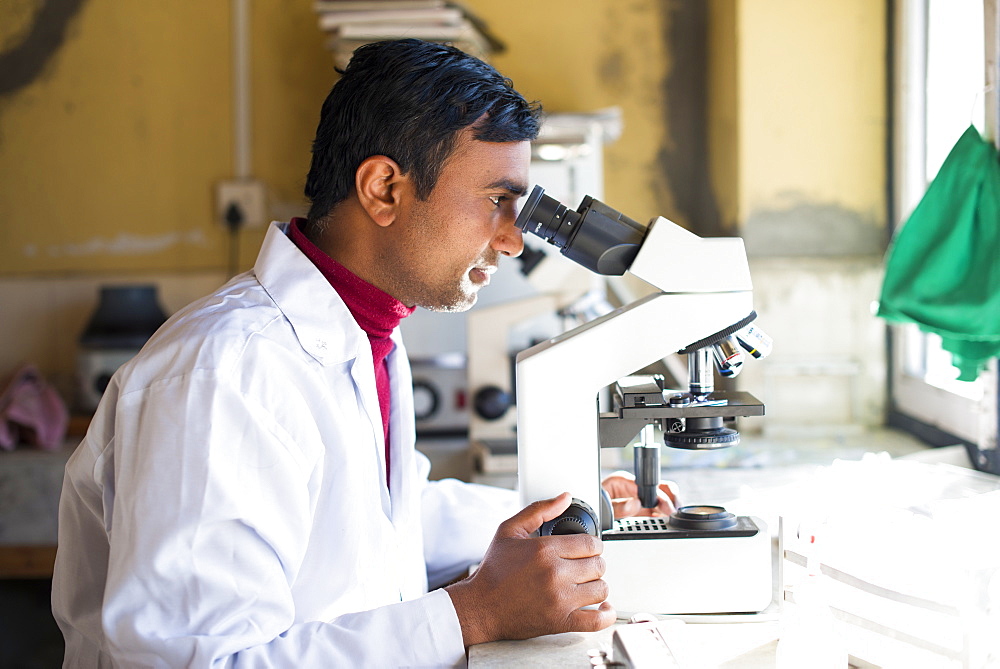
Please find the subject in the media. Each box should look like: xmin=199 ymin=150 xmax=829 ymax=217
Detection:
xmin=492 ymin=217 xmax=524 ymax=258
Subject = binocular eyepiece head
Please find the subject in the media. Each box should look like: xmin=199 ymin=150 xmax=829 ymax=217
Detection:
xmin=514 ymin=185 xmax=647 ymax=276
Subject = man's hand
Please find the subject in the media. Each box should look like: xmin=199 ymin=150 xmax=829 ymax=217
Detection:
xmin=601 ymin=471 xmax=679 ymax=519
xmin=445 ymin=493 xmax=615 ymax=647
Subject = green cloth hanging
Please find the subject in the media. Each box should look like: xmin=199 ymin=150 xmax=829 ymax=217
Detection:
xmin=877 ymin=125 xmax=1000 ymax=382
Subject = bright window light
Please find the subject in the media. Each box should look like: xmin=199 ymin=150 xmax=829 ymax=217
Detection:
xmin=915 ymin=0 xmax=986 ymax=396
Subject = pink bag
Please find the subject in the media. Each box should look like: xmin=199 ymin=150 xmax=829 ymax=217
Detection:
xmin=0 ymin=364 xmax=69 ymax=451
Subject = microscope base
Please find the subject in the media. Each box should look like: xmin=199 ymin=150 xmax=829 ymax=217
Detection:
xmin=602 ymin=516 xmax=772 ymax=616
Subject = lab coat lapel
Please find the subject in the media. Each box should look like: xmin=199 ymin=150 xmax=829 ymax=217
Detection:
xmin=348 ymin=346 xmax=393 ymax=518
xmin=257 ymin=223 xmax=394 ymax=518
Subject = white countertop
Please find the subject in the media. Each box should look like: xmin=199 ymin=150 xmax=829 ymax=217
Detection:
xmin=470 ymin=619 xmax=782 ymax=668
xmin=469 ymin=440 xmax=994 ymax=668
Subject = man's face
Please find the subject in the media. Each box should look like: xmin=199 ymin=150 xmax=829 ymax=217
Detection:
xmin=380 ymin=130 xmax=530 ymax=312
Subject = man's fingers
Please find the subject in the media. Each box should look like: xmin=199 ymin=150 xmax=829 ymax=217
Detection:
xmin=554 ymin=553 xmax=606 ymax=585
xmin=656 ymin=486 xmax=677 ymax=515
xmin=604 ymin=475 xmax=682 ymax=519
xmin=499 ymin=492 xmax=572 ymax=538
xmin=612 ymin=496 xmax=641 ymax=519
xmin=574 ymin=577 xmax=611 ymax=604
xmin=544 ymin=533 xmax=603 ymax=560
xmin=659 ymin=480 xmax=680 ymax=507
xmin=565 ymin=601 xmax=617 ymax=633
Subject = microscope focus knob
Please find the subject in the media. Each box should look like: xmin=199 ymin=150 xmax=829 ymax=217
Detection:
xmin=473 ymin=385 xmax=512 ymax=420
xmin=539 ymin=498 xmax=599 ymax=536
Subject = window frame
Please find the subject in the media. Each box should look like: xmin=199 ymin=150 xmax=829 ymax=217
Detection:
xmin=887 ymin=0 xmax=1000 ymax=471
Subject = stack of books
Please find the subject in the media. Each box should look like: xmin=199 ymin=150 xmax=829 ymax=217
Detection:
xmin=314 ymin=0 xmax=505 ymax=68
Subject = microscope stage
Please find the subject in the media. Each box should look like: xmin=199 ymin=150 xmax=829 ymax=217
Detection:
xmin=604 ymin=515 xmax=761 ymax=541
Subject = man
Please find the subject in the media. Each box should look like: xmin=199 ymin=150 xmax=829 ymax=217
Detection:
xmin=53 ymin=39 xmax=675 ymax=667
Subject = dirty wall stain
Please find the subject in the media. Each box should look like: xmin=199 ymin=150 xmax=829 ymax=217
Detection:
xmin=32 ymin=229 xmax=210 ymax=259
xmin=0 ymin=0 xmax=89 ymax=98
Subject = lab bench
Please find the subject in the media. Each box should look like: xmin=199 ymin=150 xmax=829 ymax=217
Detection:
xmin=0 ymin=441 xmax=75 ymax=578
xmin=473 ymin=444 xmax=1000 ymax=669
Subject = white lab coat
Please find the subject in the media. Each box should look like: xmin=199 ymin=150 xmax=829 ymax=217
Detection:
xmin=53 ymin=222 xmax=519 ymax=668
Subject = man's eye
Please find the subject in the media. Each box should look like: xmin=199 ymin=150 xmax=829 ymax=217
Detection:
xmin=489 ymin=195 xmax=506 ymax=207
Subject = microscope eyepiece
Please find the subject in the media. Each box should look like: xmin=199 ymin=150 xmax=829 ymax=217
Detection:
xmin=515 ymin=185 xmax=582 ymax=248
xmin=515 ymin=185 xmax=647 ymax=276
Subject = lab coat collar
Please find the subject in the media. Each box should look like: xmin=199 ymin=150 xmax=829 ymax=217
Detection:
xmin=254 ymin=221 xmax=369 ymax=366
xmin=255 ymin=222 xmax=408 ymax=517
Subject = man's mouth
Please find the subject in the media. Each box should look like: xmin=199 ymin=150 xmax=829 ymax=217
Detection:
xmin=469 ymin=266 xmax=497 ymax=285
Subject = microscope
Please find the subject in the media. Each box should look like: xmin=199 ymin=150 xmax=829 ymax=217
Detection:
xmin=467 ymin=246 xmax=609 ymax=475
xmin=515 ymin=186 xmax=774 ymax=616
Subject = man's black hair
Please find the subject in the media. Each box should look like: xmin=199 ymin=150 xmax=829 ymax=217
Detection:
xmin=304 ymin=38 xmax=542 ymax=226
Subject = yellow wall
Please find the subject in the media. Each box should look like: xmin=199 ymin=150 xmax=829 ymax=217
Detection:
xmin=734 ymin=0 xmax=886 ymax=254
xmin=473 ymin=0 xmax=673 ymax=220
xmin=739 ymin=1 xmax=885 ymax=214
xmin=707 ymin=0 xmax=740 ymax=231
xmin=0 ymin=0 xmax=677 ymax=277
xmin=0 ymin=0 xmax=891 ymax=427
xmin=0 ymin=1 xmax=329 ymax=276
xmin=0 ymin=0 xmax=885 ymax=272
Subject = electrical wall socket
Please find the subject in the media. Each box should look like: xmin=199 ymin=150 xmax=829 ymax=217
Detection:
xmin=216 ymin=179 xmax=267 ymax=229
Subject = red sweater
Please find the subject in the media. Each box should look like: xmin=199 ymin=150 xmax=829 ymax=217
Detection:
xmin=288 ymin=219 xmax=415 ymax=484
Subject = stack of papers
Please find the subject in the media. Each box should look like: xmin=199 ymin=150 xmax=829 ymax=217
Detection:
xmin=314 ymin=0 xmax=505 ymax=68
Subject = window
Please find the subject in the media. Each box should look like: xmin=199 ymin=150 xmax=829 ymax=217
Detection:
xmin=889 ymin=0 xmax=999 ymax=459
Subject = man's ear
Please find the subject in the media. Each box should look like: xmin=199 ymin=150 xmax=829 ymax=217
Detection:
xmin=355 ymin=155 xmax=407 ymax=228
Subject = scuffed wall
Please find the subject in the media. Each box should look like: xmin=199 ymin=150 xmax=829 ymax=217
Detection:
xmin=0 ymin=1 xmax=330 ymax=276
xmin=0 ymin=0 xmax=88 ymax=97
xmin=472 ymin=0 xmax=677 ymax=225
xmin=658 ymin=0 xmax=725 ymax=236
xmin=729 ymin=0 xmax=889 ymax=431
xmin=736 ymin=0 xmax=886 ymax=256
xmin=0 ymin=1 xmax=892 ymax=431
